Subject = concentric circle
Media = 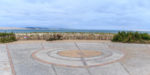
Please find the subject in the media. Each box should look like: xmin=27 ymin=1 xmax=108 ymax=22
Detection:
xmin=32 ymin=49 xmax=124 ymax=68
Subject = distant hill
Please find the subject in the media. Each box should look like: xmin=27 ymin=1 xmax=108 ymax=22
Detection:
xmin=25 ymin=27 xmax=69 ymax=30
xmin=0 ymin=27 xmax=27 ymax=30
xmin=0 ymin=27 xmax=70 ymax=30
xmin=25 ymin=27 xmax=49 ymax=30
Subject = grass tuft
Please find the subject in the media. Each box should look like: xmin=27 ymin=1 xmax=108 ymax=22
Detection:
xmin=46 ymin=34 xmax=63 ymax=41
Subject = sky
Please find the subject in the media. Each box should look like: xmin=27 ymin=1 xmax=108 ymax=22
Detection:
xmin=0 ymin=0 xmax=150 ymax=30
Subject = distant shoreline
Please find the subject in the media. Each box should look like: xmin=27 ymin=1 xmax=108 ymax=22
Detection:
xmin=0 ymin=29 xmax=150 ymax=34
xmin=0 ymin=27 xmax=150 ymax=33
xmin=0 ymin=29 xmax=122 ymax=33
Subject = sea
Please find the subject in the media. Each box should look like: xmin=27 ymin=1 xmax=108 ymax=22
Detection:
xmin=0 ymin=29 xmax=150 ymax=33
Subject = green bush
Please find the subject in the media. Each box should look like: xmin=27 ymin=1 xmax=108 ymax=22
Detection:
xmin=112 ymin=31 xmax=150 ymax=43
xmin=46 ymin=34 xmax=63 ymax=41
xmin=0 ymin=33 xmax=17 ymax=43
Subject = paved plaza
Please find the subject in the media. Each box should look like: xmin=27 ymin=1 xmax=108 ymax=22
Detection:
xmin=1 ymin=40 xmax=150 ymax=75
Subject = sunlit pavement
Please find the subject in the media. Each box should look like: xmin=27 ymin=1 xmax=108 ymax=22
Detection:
xmin=0 ymin=45 xmax=12 ymax=75
xmin=1 ymin=40 xmax=150 ymax=75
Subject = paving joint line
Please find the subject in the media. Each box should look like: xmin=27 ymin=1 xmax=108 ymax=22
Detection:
xmin=120 ymin=63 xmax=131 ymax=75
xmin=41 ymin=42 xmax=45 ymax=49
xmin=51 ymin=65 xmax=58 ymax=75
xmin=41 ymin=42 xmax=58 ymax=75
xmin=108 ymin=43 xmax=130 ymax=75
xmin=74 ymin=42 xmax=93 ymax=75
xmin=6 ymin=44 xmax=16 ymax=75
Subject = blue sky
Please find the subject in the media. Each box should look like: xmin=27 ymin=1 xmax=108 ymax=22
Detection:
xmin=0 ymin=0 xmax=150 ymax=30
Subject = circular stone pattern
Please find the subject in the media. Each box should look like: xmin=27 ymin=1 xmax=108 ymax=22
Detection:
xmin=58 ymin=50 xmax=101 ymax=58
xmin=32 ymin=49 xmax=124 ymax=68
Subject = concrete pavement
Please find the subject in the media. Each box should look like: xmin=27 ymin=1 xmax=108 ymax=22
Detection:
xmin=0 ymin=40 xmax=150 ymax=75
xmin=0 ymin=44 xmax=12 ymax=75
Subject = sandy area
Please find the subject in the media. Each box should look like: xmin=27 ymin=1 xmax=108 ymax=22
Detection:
xmin=58 ymin=50 xmax=101 ymax=58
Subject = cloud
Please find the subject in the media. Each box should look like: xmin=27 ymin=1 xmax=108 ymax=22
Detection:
xmin=0 ymin=0 xmax=150 ymax=30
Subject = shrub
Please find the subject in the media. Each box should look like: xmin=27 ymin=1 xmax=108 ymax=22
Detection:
xmin=112 ymin=31 xmax=150 ymax=43
xmin=141 ymin=33 xmax=150 ymax=40
xmin=0 ymin=33 xmax=17 ymax=43
xmin=46 ymin=34 xmax=63 ymax=41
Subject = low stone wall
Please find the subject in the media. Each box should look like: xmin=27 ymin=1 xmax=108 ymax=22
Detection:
xmin=15 ymin=33 xmax=114 ymax=40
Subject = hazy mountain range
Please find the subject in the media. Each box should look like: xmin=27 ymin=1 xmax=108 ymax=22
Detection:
xmin=0 ymin=27 xmax=68 ymax=30
xmin=0 ymin=27 xmax=27 ymax=30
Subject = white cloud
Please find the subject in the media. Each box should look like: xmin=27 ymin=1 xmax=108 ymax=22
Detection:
xmin=0 ymin=0 xmax=150 ymax=30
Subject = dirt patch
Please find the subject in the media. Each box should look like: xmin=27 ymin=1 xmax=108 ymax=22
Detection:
xmin=58 ymin=50 xmax=101 ymax=58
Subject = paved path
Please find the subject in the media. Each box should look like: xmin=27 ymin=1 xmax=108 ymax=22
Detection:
xmin=0 ymin=44 xmax=12 ymax=75
xmin=0 ymin=40 xmax=150 ymax=75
